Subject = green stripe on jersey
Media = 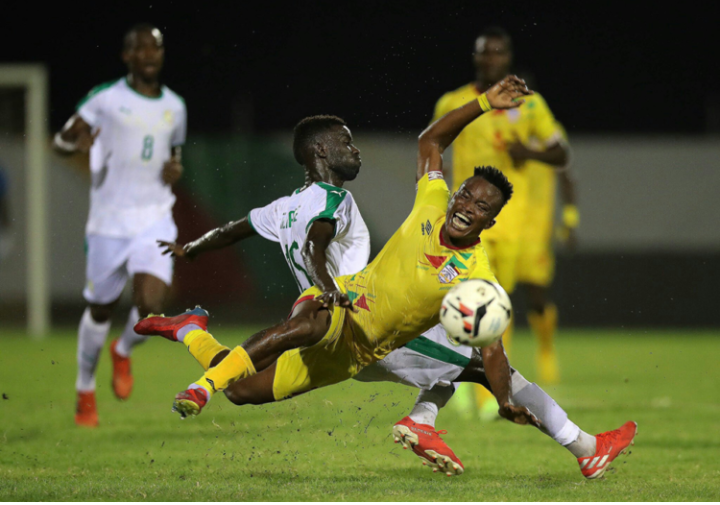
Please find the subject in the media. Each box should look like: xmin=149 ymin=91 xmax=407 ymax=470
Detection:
xmin=76 ymin=79 xmax=121 ymax=110
xmin=404 ymin=336 xmax=471 ymax=368
xmin=306 ymin=182 xmax=348 ymax=236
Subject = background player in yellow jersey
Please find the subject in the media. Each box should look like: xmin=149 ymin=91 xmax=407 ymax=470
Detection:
xmin=516 ymin=122 xmax=579 ymax=383
xmin=135 ymin=76 xmax=540 ymax=432
xmin=432 ymin=27 xmax=571 ymax=416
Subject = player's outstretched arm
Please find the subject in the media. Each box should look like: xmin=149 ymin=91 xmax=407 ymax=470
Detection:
xmin=482 ymin=340 xmax=542 ymax=428
xmin=53 ymin=114 xmax=99 ymax=155
xmin=158 ymin=218 xmax=257 ymax=260
xmin=416 ymin=75 xmax=532 ymax=181
xmin=302 ymin=220 xmax=356 ymax=311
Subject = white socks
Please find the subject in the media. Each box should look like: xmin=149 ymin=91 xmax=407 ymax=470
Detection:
xmin=115 ymin=307 xmax=147 ymax=357
xmin=510 ymin=371 xmax=596 ymax=458
xmin=409 ymin=384 xmax=456 ymax=427
xmin=76 ymin=308 xmax=111 ymax=391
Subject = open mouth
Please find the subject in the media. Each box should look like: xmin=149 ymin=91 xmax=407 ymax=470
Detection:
xmin=452 ymin=212 xmax=471 ymax=231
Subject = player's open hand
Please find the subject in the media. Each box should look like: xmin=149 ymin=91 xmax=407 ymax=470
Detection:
xmin=486 ymin=75 xmax=533 ymax=110
xmin=315 ymin=290 xmax=358 ymax=312
xmin=162 ymin=158 xmax=183 ymax=185
xmin=498 ymin=402 xmax=542 ymax=428
xmin=157 ymin=240 xmax=190 ymax=259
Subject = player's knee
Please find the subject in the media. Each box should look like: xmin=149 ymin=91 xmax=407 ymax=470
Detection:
xmin=89 ymin=304 xmax=113 ymax=323
xmin=224 ymin=388 xmax=246 ymax=406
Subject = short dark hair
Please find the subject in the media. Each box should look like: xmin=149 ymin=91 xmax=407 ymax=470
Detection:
xmin=475 ymin=26 xmax=513 ymax=52
xmin=473 ymin=166 xmax=513 ymax=207
xmin=292 ymin=115 xmax=346 ymax=165
xmin=124 ymin=23 xmax=161 ymax=51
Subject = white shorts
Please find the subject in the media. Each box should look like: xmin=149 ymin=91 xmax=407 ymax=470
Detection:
xmin=353 ymin=324 xmax=474 ymax=390
xmin=83 ymin=214 xmax=177 ymax=304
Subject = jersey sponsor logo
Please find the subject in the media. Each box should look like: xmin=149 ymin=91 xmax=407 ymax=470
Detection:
xmin=280 ymin=210 xmax=299 ymax=230
xmin=506 ymin=108 xmax=520 ymax=123
xmin=427 ymin=171 xmax=444 ymax=181
xmin=420 ymin=220 xmax=433 ymax=235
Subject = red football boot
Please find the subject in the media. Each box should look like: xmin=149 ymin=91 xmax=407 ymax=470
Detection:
xmin=133 ymin=306 xmax=209 ymax=341
xmin=578 ymin=421 xmax=638 ymax=479
xmin=75 ymin=391 xmax=99 ymax=427
xmin=110 ymin=339 xmax=133 ymax=400
xmin=172 ymin=388 xmax=209 ymax=419
xmin=392 ymin=416 xmax=464 ymax=476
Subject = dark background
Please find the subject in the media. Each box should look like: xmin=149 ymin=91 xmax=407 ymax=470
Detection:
xmin=1 ymin=2 xmax=715 ymax=134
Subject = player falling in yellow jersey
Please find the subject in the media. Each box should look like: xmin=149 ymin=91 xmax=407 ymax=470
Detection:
xmin=432 ymin=27 xmax=572 ymax=416
xmin=134 ymin=75 xmax=540 ymax=428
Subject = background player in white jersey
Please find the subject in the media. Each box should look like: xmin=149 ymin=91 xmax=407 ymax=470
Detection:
xmin=160 ymin=115 xmax=633 ymax=479
xmin=53 ymin=24 xmax=187 ymax=427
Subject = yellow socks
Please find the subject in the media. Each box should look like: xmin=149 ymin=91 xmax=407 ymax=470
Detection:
xmin=183 ymin=330 xmax=230 ymax=371
xmin=528 ymin=304 xmax=559 ymax=384
xmin=194 ymin=345 xmax=257 ymax=398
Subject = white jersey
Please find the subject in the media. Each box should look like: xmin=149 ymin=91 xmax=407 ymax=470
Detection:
xmin=248 ymin=182 xmax=370 ymax=291
xmin=76 ymin=77 xmax=187 ymax=238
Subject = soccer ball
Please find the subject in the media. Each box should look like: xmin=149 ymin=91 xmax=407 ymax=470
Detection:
xmin=440 ymin=279 xmax=512 ymax=347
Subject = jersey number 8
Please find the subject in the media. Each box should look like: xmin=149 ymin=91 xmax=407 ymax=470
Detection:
xmin=141 ymin=135 xmax=154 ymax=160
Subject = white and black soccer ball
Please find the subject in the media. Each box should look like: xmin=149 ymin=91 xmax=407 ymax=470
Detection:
xmin=440 ymin=279 xmax=512 ymax=347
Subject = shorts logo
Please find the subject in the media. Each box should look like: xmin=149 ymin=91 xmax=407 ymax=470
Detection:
xmin=420 ymin=220 xmax=433 ymax=235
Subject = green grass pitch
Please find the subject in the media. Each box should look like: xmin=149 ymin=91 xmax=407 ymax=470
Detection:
xmin=0 ymin=326 xmax=719 ymax=501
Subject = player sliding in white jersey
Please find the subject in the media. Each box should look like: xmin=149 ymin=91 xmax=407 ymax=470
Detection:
xmin=53 ymin=24 xmax=187 ymax=427
xmin=159 ymin=114 xmax=635 ymax=479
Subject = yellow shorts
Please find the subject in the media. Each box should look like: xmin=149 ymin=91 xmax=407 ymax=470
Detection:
xmin=515 ymin=239 xmax=555 ymax=287
xmin=482 ymin=238 xmax=520 ymax=294
xmin=272 ymin=286 xmax=363 ymax=401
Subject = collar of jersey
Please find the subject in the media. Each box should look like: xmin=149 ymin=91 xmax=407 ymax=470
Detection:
xmin=439 ymin=226 xmax=481 ymax=250
xmin=123 ymin=77 xmax=164 ymax=100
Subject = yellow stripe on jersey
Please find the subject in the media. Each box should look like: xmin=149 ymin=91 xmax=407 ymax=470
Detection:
xmin=337 ymin=172 xmax=497 ymax=364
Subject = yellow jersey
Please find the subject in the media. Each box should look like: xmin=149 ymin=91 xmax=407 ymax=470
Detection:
xmin=432 ymin=84 xmax=561 ymax=243
xmin=522 ymin=122 xmax=568 ymax=245
xmin=337 ymin=172 xmax=497 ymax=364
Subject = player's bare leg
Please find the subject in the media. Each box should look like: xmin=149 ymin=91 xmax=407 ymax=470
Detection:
xmin=110 ymin=274 xmax=169 ymax=400
xmin=525 ymin=283 xmax=560 ymax=384
xmin=135 ymin=299 xmax=332 ymax=417
xmin=75 ymin=299 xmax=119 ymax=427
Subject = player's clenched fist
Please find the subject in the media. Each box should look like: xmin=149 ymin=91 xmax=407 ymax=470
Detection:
xmin=486 ymin=75 xmax=533 ymax=110
xmin=162 ymin=157 xmax=183 ymax=185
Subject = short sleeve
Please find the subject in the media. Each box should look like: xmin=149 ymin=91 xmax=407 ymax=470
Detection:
xmin=528 ymin=94 xmax=561 ymax=146
xmin=467 ymin=247 xmax=498 ymax=284
xmin=413 ymin=172 xmax=450 ymax=212
xmin=76 ymin=83 xmax=113 ymax=127
xmin=431 ymin=92 xmax=454 ymax=123
xmin=171 ymin=101 xmax=187 ymax=147
xmin=248 ymin=197 xmax=285 ymax=242
xmin=305 ymin=183 xmax=349 ymax=238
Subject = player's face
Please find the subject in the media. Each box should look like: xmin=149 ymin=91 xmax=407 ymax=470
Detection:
xmin=445 ymin=177 xmax=504 ymax=242
xmin=473 ymin=36 xmax=512 ymax=84
xmin=325 ymin=125 xmax=362 ymax=181
xmin=123 ymin=28 xmax=165 ymax=81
